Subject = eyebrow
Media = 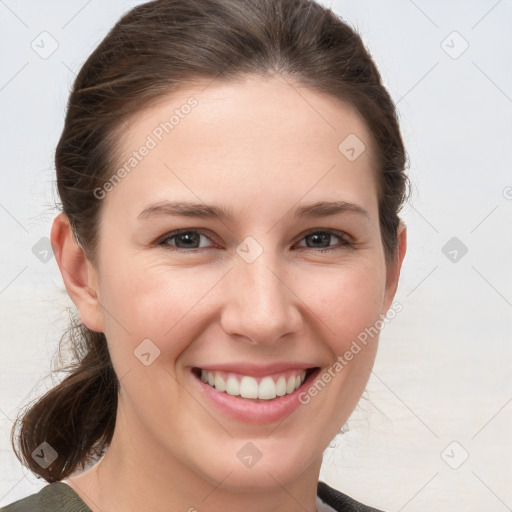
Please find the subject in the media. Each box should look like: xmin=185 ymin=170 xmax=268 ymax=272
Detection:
xmin=137 ymin=200 xmax=369 ymax=221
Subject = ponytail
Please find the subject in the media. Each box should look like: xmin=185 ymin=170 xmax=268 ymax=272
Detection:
xmin=11 ymin=313 xmax=118 ymax=482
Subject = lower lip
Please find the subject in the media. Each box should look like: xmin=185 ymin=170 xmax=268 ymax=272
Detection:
xmin=190 ymin=367 xmax=320 ymax=424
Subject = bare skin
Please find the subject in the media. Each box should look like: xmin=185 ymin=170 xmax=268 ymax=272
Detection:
xmin=52 ymin=74 xmax=406 ymax=512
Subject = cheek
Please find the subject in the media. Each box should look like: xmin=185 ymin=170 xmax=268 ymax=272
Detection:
xmin=97 ymin=259 xmax=220 ymax=363
xmin=301 ymin=262 xmax=386 ymax=351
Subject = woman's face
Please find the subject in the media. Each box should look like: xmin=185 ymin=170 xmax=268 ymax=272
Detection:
xmin=82 ymin=75 xmax=404 ymax=490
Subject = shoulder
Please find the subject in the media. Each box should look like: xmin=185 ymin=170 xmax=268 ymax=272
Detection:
xmin=0 ymin=483 xmax=91 ymax=512
xmin=2 ymin=479 xmax=383 ymax=512
xmin=317 ymin=480 xmax=387 ymax=512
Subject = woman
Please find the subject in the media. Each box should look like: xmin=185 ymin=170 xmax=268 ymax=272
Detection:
xmin=3 ymin=0 xmax=408 ymax=510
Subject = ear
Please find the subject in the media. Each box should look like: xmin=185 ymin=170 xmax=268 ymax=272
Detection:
xmin=50 ymin=213 xmax=105 ymax=333
xmin=382 ymin=221 xmax=407 ymax=313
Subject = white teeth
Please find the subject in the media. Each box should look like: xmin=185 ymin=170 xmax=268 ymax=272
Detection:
xmin=214 ymin=372 xmax=226 ymax=392
xmin=276 ymin=376 xmax=287 ymax=396
xmin=286 ymin=376 xmax=296 ymax=394
xmin=199 ymin=369 xmax=307 ymax=399
xmin=258 ymin=376 xmax=276 ymax=399
xmin=240 ymin=376 xmax=259 ymax=399
xmin=225 ymin=375 xmax=240 ymax=396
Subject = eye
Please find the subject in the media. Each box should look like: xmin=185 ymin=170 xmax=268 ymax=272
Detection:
xmin=156 ymin=228 xmax=353 ymax=253
xmin=295 ymin=230 xmax=353 ymax=252
xmin=158 ymin=229 xmax=215 ymax=251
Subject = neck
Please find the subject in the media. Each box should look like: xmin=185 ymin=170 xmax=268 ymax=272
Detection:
xmin=64 ymin=401 xmax=323 ymax=512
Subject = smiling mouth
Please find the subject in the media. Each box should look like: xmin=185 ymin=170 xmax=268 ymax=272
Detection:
xmin=191 ymin=367 xmax=319 ymax=401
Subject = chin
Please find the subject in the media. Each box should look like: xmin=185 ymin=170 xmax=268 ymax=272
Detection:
xmin=195 ymin=440 xmax=319 ymax=493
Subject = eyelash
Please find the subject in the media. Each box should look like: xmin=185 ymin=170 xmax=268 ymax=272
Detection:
xmin=155 ymin=229 xmax=354 ymax=253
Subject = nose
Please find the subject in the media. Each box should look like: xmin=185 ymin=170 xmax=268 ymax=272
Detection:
xmin=220 ymin=246 xmax=303 ymax=346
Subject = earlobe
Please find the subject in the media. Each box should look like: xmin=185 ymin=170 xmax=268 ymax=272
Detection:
xmin=50 ymin=213 xmax=105 ymax=333
xmin=383 ymin=222 xmax=407 ymax=313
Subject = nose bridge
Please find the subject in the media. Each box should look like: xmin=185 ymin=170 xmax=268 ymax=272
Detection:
xmin=222 ymin=238 xmax=300 ymax=345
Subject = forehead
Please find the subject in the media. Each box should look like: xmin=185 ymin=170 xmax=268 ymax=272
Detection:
xmin=106 ymin=74 xmax=378 ymax=220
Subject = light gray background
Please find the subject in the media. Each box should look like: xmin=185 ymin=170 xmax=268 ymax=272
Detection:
xmin=1 ymin=1 xmax=511 ymax=510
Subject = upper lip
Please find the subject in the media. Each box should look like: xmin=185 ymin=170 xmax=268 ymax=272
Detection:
xmin=193 ymin=362 xmax=318 ymax=377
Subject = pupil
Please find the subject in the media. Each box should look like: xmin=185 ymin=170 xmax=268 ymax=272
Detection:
xmin=310 ymin=233 xmax=329 ymax=247
xmin=180 ymin=232 xmax=198 ymax=247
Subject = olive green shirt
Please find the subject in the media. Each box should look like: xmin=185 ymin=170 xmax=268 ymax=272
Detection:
xmin=0 ymin=481 xmax=385 ymax=511
xmin=0 ymin=483 xmax=90 ymax=512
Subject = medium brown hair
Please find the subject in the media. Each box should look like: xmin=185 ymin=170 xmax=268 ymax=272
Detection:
xmin=11 ymin=0 xmax=410 ymax=482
